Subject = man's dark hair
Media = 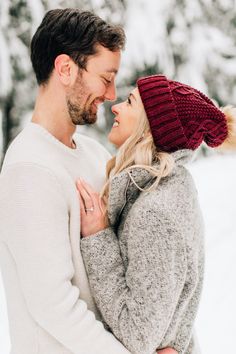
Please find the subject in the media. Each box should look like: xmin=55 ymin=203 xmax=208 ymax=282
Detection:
xmin=30 ymin=8 xmax=126 ymax=85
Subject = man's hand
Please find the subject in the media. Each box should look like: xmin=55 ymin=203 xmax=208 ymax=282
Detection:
xmin=157 ymin=347 xmax=178 ymax=354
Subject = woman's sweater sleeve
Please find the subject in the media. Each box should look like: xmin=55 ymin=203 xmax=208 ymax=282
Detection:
xmin=0 ymin=163 xmax=130 ymax=354
xmin=81 ymin=204 xmax=187 ymax=354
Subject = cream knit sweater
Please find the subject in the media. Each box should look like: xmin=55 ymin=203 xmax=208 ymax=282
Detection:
xmin=0 ymin=122 xmax=130 ymax=354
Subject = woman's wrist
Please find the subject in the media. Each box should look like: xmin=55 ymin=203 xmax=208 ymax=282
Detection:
xmin=81 ymin=226 xmax=111 ymax=239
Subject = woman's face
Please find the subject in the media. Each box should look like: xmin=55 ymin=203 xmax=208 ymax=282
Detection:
xmin=108 ymin=87 xmax=144 ymax=147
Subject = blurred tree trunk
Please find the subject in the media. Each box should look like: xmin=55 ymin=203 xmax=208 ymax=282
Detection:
xmin=1 ymin=92 xmax=14 ymax=165
xmin=2 ymin=95 xmax=13 ymax=153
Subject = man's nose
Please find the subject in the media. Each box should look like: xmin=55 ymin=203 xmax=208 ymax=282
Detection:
xmin=105 ymin=82 xmax=117 ymax=101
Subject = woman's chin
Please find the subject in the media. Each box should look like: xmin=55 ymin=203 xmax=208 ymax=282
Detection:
xmin=108 ymin=131 xmax=122 ymax=148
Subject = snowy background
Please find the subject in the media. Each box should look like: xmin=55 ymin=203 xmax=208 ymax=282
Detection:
xmin=1 ymin=0 xmax=236 ymax=353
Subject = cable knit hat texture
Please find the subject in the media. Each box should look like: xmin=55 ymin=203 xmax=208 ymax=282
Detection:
xmin=137 ymin=74 xmax=228 ymax=152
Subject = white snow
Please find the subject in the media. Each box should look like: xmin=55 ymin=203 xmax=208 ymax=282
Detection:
xmin=118 ymin=0 xmax=236 ymax=104
xmin=187 ymin=152 xmax=236 ymax=354
xmin=0 ymin=0 xmax=12 ymax=98
xmin=120 ymin=0 xmax=175 ymax=79
xmin=0 ymin=152 xmax=236 ymax=354
xmin=25 ymin=0 xmax=45 ymax=35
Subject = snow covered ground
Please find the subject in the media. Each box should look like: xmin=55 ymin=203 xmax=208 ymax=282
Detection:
xmin=188 ymin=152 xmax=236 ymax=354
xmin=0 ymin=152 xmax=235 ymax=354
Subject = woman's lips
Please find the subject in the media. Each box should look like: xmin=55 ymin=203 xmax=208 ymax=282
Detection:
xmin=112 ymin=120 xmax=119 ymax=128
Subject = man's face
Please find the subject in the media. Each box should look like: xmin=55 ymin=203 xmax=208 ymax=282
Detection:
xmin=66 ymin=45 xmax=121 ymax=125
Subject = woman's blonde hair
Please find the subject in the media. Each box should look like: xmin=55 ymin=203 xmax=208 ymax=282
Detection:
xmin=100 ymin=108 xmax=175 ymax=214
xmin=217 ymin=106 xmax=236 ymax=151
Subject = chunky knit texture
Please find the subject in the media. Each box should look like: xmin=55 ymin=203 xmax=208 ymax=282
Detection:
xmin=137 ymin=75 xmax=228 ymax=152
xmin=0 ymin=123 xmax=130 ymax=354
xmin=81 ymin=149 xmax=204 ymax=354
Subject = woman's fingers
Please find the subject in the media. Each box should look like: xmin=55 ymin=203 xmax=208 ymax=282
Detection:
xmin=81 ymin=180 xmax=105 ymax=214
xmin=98 ymin=196 xmax=106 ymax=214
xmin=76 ymin=179 xmax=90 ymax=200
xmin=76 ymin=179 xmax=94 ymax=210
xmin=76 ymin=179 xmax=107 ymax=237
xmin=77 ymin=179 xmax=100 ymax=210
xmin=77 ymin=189 xmax=86 ymax=217
xmin=79 ymin=179 xmax=98 ymax=200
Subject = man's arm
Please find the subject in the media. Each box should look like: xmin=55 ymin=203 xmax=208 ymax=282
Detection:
xmin=0 ymin=163 xmax=130 ymax=354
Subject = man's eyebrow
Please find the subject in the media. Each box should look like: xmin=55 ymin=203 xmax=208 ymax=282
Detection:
xmin=106 ymin=69 xmax=118 ymax=74
xmin=129 ymin=93 xmax=136 ymax=101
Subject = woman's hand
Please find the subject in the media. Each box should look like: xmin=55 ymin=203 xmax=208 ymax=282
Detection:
xmin=76 ymin=178 xmax=107 ymax=238
xmin=157 ymin=348 xmax=178 ymax=354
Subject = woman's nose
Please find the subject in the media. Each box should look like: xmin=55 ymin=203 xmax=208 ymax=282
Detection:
xmin=111 ymin=103 xmax=120 ymax=115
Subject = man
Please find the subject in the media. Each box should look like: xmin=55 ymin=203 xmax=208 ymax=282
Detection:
xmin=0 ymin=8 xmax=177 ymax=354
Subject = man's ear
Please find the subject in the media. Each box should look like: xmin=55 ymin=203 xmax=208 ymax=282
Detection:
xmin=54 ymin=54 xmax=78 ymax=86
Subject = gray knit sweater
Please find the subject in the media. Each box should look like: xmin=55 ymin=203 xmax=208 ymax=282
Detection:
xmin=81 ymin=149 xmax=205 ymax=354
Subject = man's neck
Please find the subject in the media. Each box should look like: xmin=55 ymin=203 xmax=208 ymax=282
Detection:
xmin=32 ymin=86 xmax=77 ymax=149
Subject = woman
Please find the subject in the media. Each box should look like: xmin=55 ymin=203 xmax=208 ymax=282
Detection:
xmin=76 ymin=74 xmax=236 ymax=354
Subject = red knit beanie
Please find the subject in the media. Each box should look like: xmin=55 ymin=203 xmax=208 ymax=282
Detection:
xmin=137 ymin=74 xmax=228 ymax=152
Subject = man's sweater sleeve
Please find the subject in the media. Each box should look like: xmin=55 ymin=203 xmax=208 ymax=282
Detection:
xmin=0 ymin=163 xmax=130 ymax=354
xmin=81 ymin=205 xmax=187 ymax=354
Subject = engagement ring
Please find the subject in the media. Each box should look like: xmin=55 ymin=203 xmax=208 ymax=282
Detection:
xmin=85 ymin=207 xmax=94 ymax=212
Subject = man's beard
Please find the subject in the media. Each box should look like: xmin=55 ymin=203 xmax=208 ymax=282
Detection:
xmin=67 ymin=99 xmax=96 ymax=126
xmin=66 ymin=74 xmax=101 ymax=126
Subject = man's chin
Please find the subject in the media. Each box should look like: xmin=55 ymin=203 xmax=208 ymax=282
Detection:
xmin=73 ymin=112 xmax=97 ymax=125
xmin=87 ymin=115 xmax=97 ymax=125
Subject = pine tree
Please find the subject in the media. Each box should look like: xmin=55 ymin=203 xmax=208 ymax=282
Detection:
xmin=120 ymin=0 xmax=236 ymax=105
xmin=0 ymin=0 xmax=45 ymax=162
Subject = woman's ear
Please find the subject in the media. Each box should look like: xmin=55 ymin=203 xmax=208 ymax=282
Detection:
xmin=54 ymin=54 xmax=78 ymax=86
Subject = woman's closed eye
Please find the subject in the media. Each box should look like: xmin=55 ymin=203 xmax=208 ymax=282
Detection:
xmin=126 ymin=96 xmax=132 ymax=105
